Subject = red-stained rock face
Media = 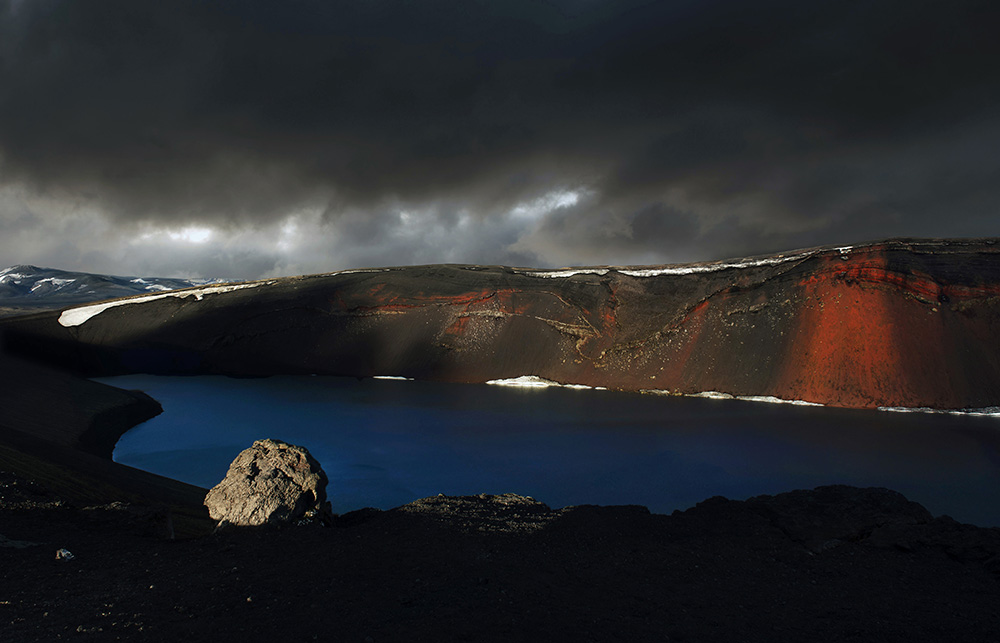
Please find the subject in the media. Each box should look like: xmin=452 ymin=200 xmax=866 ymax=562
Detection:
xmin=4 ymin=238 xmax=1000 ymax=410
xmin=766 ymin=251 xmax=1000 ymax=408
xmin=780 ymin=262 xmax=947 ymax=407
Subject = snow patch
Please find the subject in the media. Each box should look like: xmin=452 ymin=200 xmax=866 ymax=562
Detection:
xmin=735 ymin=395 xmax=824 ymax=407
xmin=520 ymin=248 xmax=824 ymax=279
xmin=642 ymin=389 xmax=824 ymax=406
xmin=333 ymin=268 xmax=394 ymax=276
xmin=688 ymin=390 xmax=736 ymax=400
xmin=372 ymin=375 xmax=413 ymax=381
xmin=30 ymin=277 xmax=76 ymax=291
xmin=486 ymin=375 xmax=606 ymax=390
xmin=523 ymin=268 xmax=610 ymax=278
xmin=132 ymin=276 xmax=220 ymax=291
xmin=58 ymin=281 xmax=272 ymax=327
xmin=0 ymin=272 xmax=27 ymax=283
xmin=878 ymin=406 xmax=1000 ymax=418
xmin=644 ymin=389 xmax=999 ymax=415
xmin=129 ymin=276 xmax=175 ymax=291
xmin=617 ymin=249 xmax=818 ymax=277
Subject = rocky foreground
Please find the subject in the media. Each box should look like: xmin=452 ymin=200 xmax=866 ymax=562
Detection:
xmin=3 ymin=477 xmax=1000 ymax=643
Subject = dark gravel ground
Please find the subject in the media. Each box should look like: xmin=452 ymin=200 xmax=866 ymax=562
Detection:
xmin=3 ymin=474 xmax=1000 ymax=643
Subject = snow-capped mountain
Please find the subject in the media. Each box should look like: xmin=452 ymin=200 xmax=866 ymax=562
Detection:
xmin=0 ymin=265 xmax=223 ymax=317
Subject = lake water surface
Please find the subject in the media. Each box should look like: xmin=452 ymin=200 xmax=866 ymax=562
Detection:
xmin=101 ymin=375 xmax=1000 ymax=526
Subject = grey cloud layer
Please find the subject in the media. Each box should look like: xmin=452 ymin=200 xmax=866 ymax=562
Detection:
xmin=1 ymin=0 xmax=998 ymax=277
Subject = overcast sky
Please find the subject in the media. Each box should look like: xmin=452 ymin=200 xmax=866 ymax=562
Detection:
xmin=1 ymin=0 xmax=998 ymax=279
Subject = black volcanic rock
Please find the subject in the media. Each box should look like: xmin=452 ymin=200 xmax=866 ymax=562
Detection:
xmin=743 ymin=485 xmax=934 ymax=552
xmin=392 ymin=492 xmax=556 ymax=533
xmin=0 ymin=353 xmax=209 ymax=536
xmin=3 ymin=482 xmax=1000 ymax=642
xmin=0 ymin=355 xmax=162 ymax=458
xmin=4 ymin=238 xmax=1000 ymax=410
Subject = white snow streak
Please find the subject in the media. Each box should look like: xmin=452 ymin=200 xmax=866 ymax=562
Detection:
xmin=486 ymin=375 xmax=606 ymax=390
xmin=643 ymin=389 xmax=998 ymax=416
xmin=522 ymin=246 xmax=835 ymax=279
xmin=30 ymin=277 xmax=76 ymax=291
xmin=332 ymin=268 xmax=394 ymax=276
xmin=58 ymin=281 xmax=271 ymax=327
xmin=130 ymin=278 xmax=172 ymax=291
xmin=641 ymin=389 xmax=823 ymax=406
xmin=521 ymin=268 xmax=610 ymax=278
xmin=618 ymin=249 xmax=819 ymax=277
xmin=525 ymin=241 xmax=977 ymax=280
xmin=734 ymin=394 xmax=824 ymax=407
xmin=877 ymin=406 xmax=1000 ymax=418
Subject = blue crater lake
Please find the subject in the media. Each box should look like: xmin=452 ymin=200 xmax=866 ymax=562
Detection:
xmin=99 ymin=375 xmax=1000 ymax=526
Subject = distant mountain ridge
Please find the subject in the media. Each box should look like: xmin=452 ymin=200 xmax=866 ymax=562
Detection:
xmin=0 ymin=265 xmax=223 ymax=317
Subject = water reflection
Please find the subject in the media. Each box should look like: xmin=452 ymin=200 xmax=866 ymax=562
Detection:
xmin=101 ymin=375 xmax=1000 ymax=526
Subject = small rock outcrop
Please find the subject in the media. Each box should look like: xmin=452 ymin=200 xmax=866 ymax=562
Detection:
xmin=395 ymin=493 xmax=555 ymax=533
xmin=204 ymin=439 xmax=332 ymax=527
xmin=744 ymin=485 xmax=934 ymax=552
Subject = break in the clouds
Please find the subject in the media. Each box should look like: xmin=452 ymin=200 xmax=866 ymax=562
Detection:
xmin=0 ymin=0 xmax=998 ymax=279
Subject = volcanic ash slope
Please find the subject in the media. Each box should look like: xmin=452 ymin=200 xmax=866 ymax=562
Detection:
xmin=4 ymin=238 xmax=1000 ymax=411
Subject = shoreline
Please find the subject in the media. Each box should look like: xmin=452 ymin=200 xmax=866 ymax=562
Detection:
xmin=3 ymin=353 xmax=1000 ymax=640
xmin=100 ymin=371 xmax=1000 ymax=528
xmin=0 ymin=354 xmax=164 ymax=460
xmin=6 ymin=353 xmax=999 ymax=520
xmin=0 ymin=351 xmax=213 ymax=536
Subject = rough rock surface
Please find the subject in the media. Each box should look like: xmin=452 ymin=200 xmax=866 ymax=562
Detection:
xmin=394 ymin=492 xmax=557 ymax=533
xmin=204 ymin=439 xmax=331 ymax=527
xmin=5 ymin=238 xmax=1000 ymax=410
xmin=4 ymin=482 xmax=1000 ymax=642
xmin=744 ymin=485 xmax=934 ymax=552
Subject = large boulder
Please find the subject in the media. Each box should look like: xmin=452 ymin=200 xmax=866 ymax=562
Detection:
xmin=204 ymin=439 xmax=332 ymax=527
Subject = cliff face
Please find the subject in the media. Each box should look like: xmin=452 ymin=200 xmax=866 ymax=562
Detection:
xmin=3 ymin=238 xmax=1000 ymax=410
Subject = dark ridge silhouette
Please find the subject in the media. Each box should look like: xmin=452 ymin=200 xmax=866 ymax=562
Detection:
xmin=4 ymin=238 xmax=999 ymax=410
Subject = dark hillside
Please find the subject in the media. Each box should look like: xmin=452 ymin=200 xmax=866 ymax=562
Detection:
xmin=4 ymin=238 xmax=999 ymax=409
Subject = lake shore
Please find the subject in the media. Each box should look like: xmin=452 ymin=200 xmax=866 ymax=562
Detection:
xmin=106 ymin=373 xmax=1000 ymax=525
xmin=2 ymin=354 xmax=1000 ymax=641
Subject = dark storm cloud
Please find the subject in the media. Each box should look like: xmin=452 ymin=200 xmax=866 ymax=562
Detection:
xmin=1 ymin=0 xmax=998 ymax=271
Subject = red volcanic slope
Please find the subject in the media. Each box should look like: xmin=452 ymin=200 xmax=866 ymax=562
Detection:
xmin=3 ymin=239 xmax=999 ymax=410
